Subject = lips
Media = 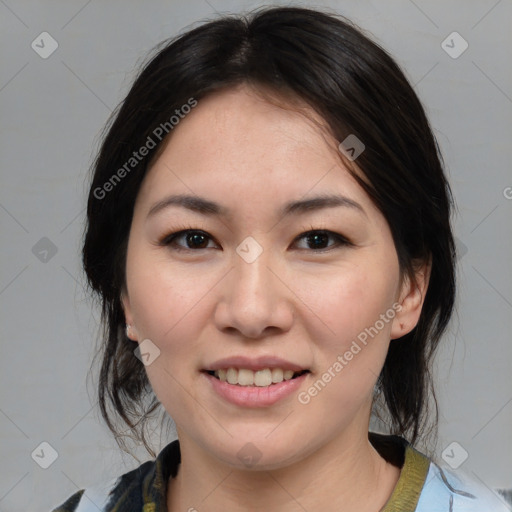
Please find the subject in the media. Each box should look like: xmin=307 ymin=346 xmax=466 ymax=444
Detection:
xmin=202 ymin=369 xmax=309 ymax=407
xmin=201 ymin=355 xmax=310 ymax=405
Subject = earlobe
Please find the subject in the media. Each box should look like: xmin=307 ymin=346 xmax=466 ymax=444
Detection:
xmin=126 ymin=323 xmax=138 ymax=341
xmin=121 ymin=291 xmax=138 ymax=341
xmin=390 ymin=263 xmax=430 ymax=340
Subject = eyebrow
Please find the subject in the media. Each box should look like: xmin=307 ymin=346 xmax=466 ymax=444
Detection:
xmin=147 ymin=193 xmax=366 ymax=219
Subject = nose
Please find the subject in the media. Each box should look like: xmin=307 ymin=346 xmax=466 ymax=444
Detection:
xmin=214 ymin=247 xmax=294 ymax=339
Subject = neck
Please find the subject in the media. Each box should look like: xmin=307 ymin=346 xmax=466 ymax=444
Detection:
xmin=167 ymin=427 xmax=400 ymax=512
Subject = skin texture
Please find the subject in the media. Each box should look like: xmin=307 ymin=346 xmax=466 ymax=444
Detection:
xmin=122 ymin=84 xmax=429 ymax=511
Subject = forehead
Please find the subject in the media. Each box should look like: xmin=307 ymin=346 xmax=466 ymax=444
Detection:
xmin=137 ymin=85 xmax=372 ymax=217
xmin=161 ymin=85 xmax=335 ymax=159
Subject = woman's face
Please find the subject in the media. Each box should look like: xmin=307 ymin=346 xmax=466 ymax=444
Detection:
xmin=122 ymin=84 xmax=424 ymax=469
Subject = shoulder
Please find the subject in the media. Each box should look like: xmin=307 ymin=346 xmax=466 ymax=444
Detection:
xmin=50 ymin=440 xmax=180 ymax=512
xmin=416 ymin=460 xmax=511 ymax=511
xmin=50 ymin=461 xmax=153 ymax=512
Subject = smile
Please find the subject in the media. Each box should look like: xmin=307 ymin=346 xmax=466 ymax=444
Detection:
xmin=202 ymin=369 xmax=310 ymax=407
xmin=206 ymin=368 xmax=310 ymax=387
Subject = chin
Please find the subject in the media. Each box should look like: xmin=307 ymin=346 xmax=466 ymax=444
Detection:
xmin=199 ymin=431 xmax=315 ymax=472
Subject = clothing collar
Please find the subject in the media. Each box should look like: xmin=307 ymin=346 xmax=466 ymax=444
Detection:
xmin=141 ymin=433 xmax=430 ymax=511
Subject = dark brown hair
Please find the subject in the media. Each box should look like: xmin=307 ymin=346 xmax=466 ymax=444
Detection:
xmin=82 ymin=6 xmax=456 ymax=457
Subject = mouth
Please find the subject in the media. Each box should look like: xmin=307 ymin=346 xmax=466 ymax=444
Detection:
xmin=203 ymin=368 xmax=310 ymax=387
xmin=202 ymin=367 xmax=310 ymax=407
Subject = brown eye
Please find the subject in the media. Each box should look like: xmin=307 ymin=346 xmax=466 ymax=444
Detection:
xmin=161 ymin=230 xmax=216 ymax=251
xmin=294 ymin=230 xmax=351 ymax=252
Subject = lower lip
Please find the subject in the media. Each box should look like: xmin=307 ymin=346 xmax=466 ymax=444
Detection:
xmin=202 ymin=371 xmax=309 ymax=407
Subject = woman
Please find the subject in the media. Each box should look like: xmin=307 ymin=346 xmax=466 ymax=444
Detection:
xmin=52 ymin=6 xmax=509 ymax=512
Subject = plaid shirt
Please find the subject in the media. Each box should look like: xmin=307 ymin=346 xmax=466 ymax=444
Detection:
xmin=51 ymin=434 xmax=511 ymax=511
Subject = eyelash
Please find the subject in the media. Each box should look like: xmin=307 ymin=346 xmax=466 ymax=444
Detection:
xmin=158 ymin=224 xmax=352 ymax=253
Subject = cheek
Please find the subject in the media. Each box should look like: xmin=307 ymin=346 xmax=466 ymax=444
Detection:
xmin=125 ymin=259 xmax=208 ymax=413
xmin=298 ymin=264 xmax=398 ymax=348
xmin=295 ymin=261 xmax=399 ymax=407
xmin=125 ymin=241 xmax=212 ymax=340
xmin=124 ymin=246 xmax=215 ymax=403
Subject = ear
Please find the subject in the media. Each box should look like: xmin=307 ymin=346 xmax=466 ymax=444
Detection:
xmin=390 ymin=261 xmax=431 ymax=340
xmin=121 ymin=290 xmax=138 ymax=341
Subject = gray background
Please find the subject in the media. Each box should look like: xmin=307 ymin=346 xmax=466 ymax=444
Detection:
xmin=1 ymin=0 xmax=511 ymax=510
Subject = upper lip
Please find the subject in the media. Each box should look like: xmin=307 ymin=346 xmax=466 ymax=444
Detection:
xmin=203 ymin=356 xmax=308 ymax=372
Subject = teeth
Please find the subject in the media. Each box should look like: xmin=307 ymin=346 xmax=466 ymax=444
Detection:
xmin=226 ymin=368 xmax=238 ymax=385
xmin=254 ymin=369 xmax=272 ymax=387
xmin=271 ymin=368 xmax=283 ymax=383
xmin=238 ymin=369 xmax=254 ymax=386
xmin=283 ymin=370 xmax=294 ymax=380
xmin=213 ymin=367 xmax=304 ymax=386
